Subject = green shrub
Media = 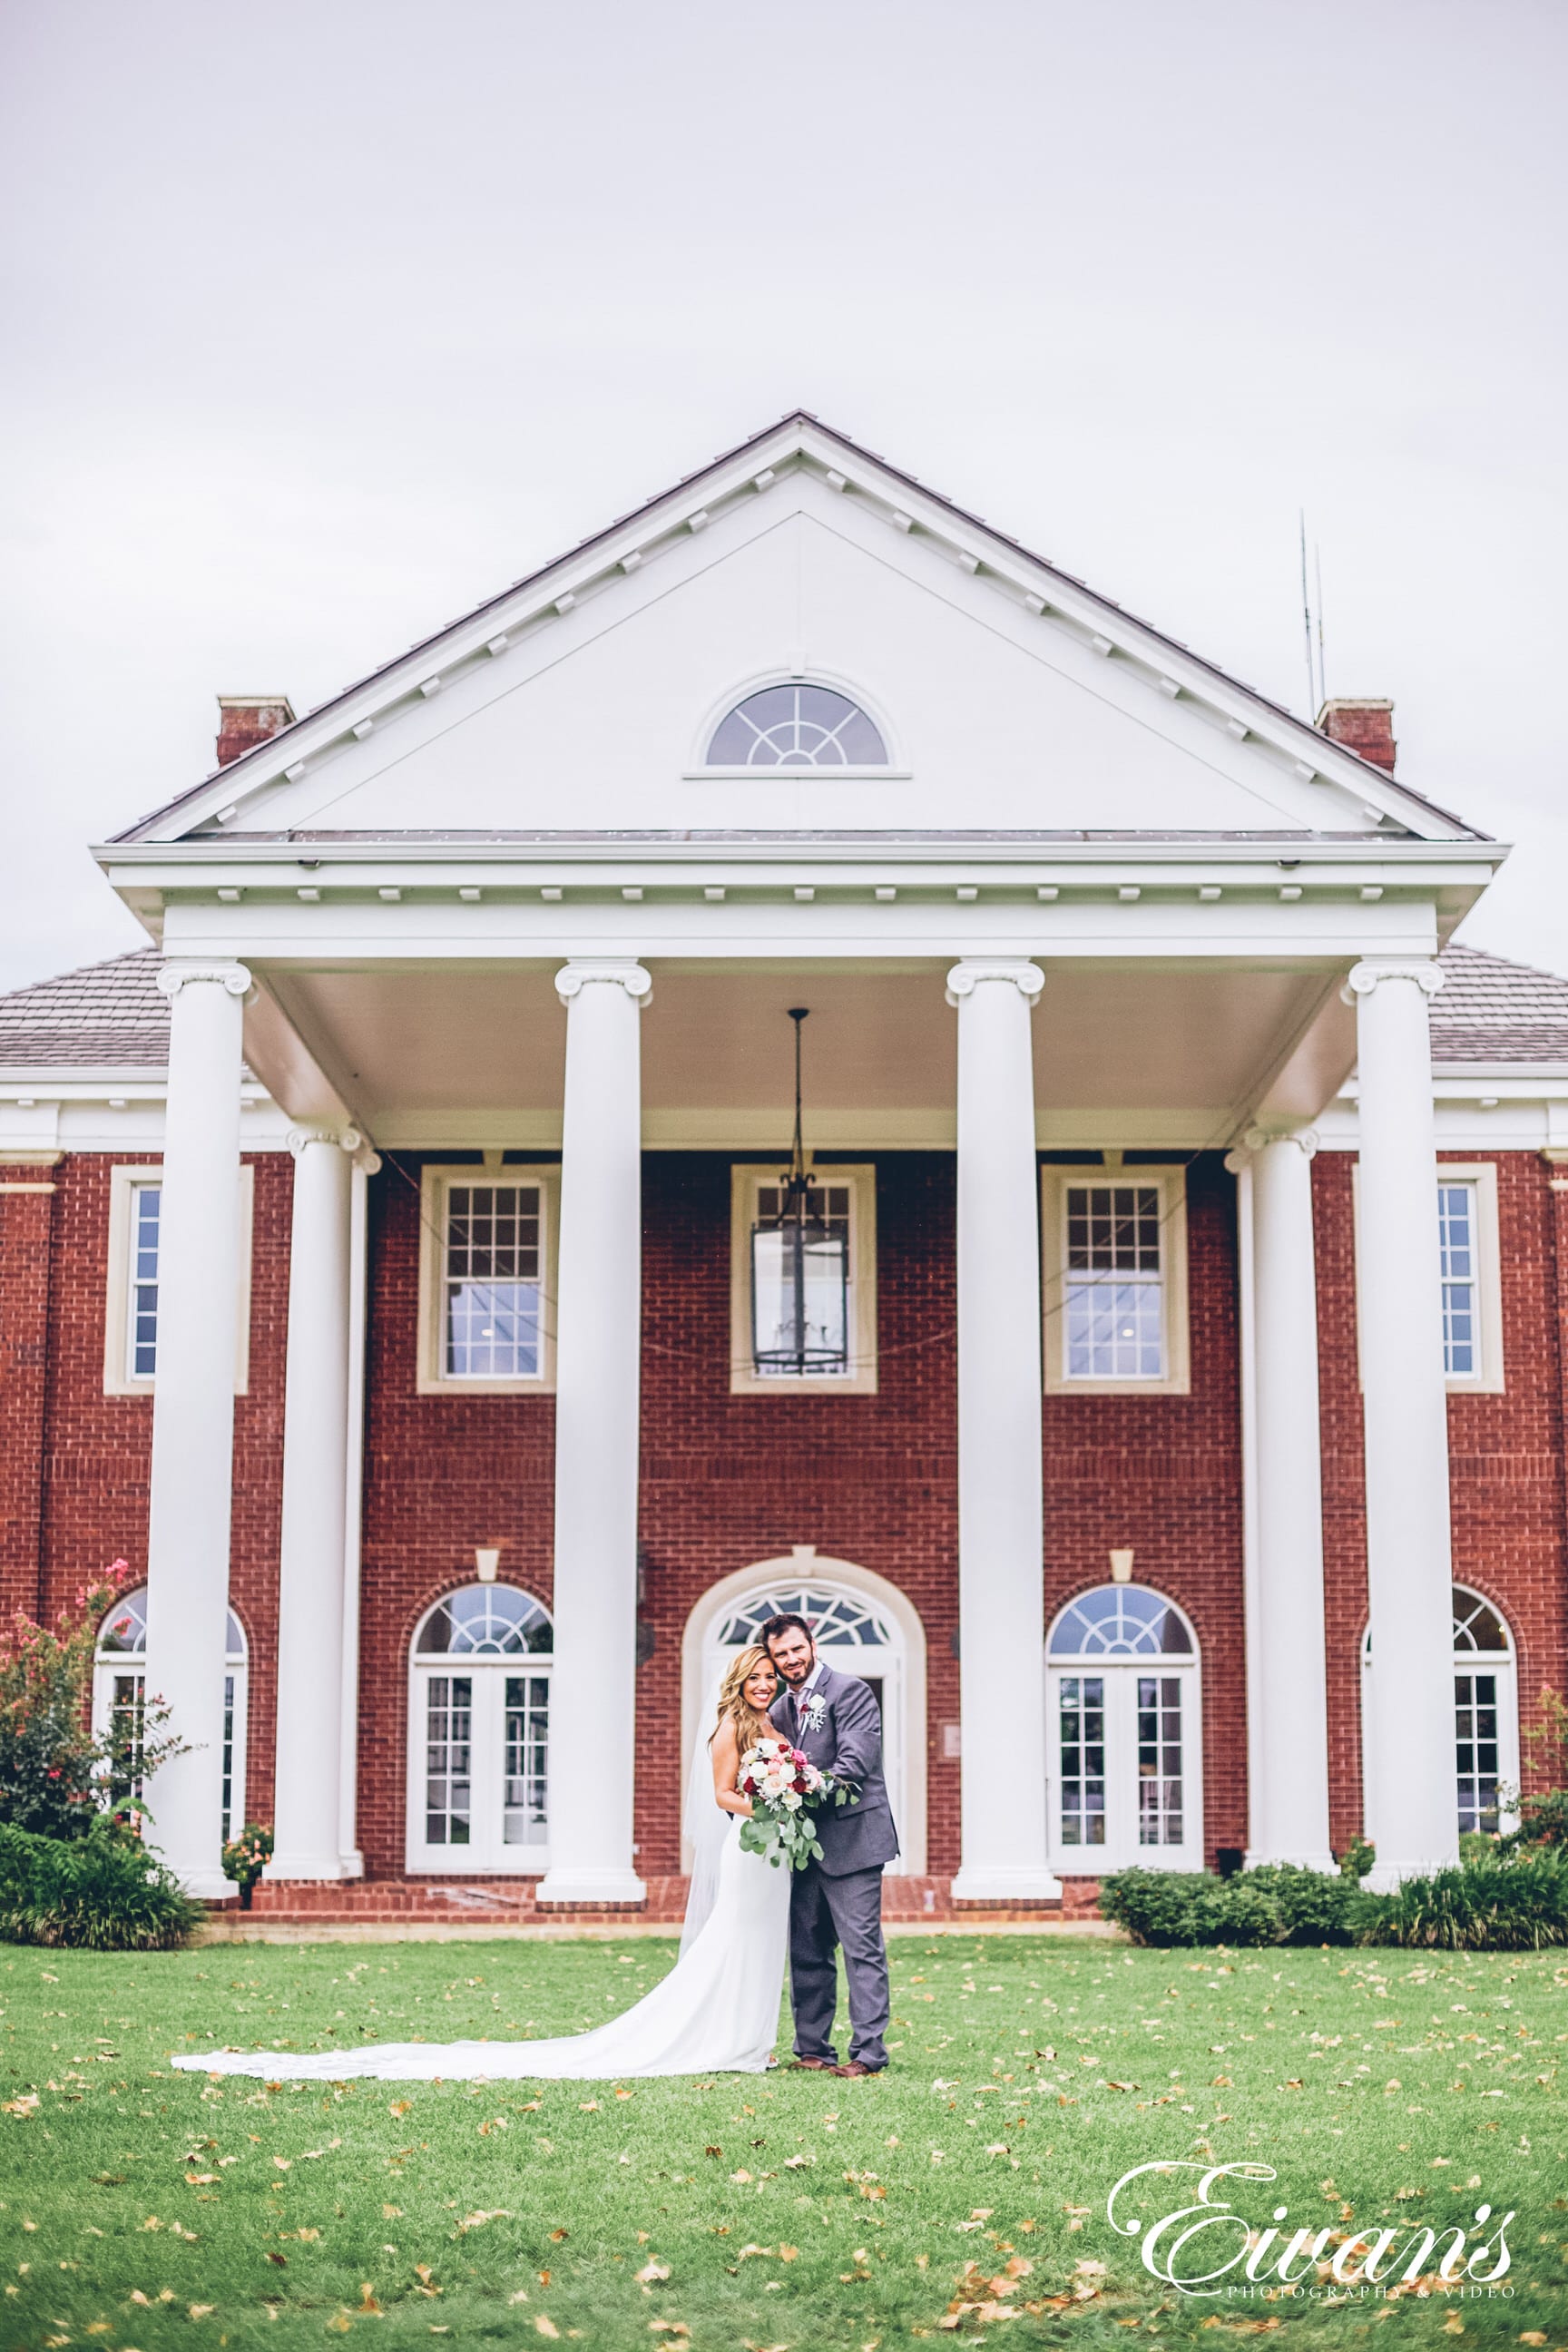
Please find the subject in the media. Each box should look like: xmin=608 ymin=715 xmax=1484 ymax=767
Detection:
xmin=1358 ymin=1851 xmax=1568 ymax=1951
xmin=0 ymin=1818 xmax=201 ymax=1951
xmin=1101 ymin=1863 xmax=1370 ymax=1948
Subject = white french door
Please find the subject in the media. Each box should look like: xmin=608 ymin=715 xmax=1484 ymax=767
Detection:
xmin=1047 ymin=1661 xmax=1203 ymax=1872
xmin=407 ymin=1662 xmax=552 ymax=1872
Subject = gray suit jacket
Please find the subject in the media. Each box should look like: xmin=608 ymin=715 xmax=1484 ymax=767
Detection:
xmin=769 ymin=1662 xmax=900 ymax=1877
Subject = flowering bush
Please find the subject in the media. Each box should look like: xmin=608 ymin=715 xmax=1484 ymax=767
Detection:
xmin=0 ymin=1561 xmax=184 ymax=1840
xmin=222 ymin=1821 xmax=273 ymax=1906
xmin=735 ymin=1737 xmax=849 ymax=1871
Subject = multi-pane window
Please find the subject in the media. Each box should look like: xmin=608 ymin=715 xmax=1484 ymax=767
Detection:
xmin=752 ymin=1181 xmax=852 ymax=1377
xmin=1136 ymin=1675 xmax=1185 ymax=1846
xmin=1048 ymin=1583 xmax=1201 ymax=1869
xmin=1057 ymin=1676 xmax=1106 ymax=1847
xmin=93 ymin=1587 xmax=247 ymax=1842
xmin=503 ymin=1676 xmax=551 ymax=1847
xmin=128 ymin=1183 xmax=162 ymax=1378
xmin=705 ymin=685 xmax=888 ymax=769
xmin=408 ymin=1583 xmax=554 ymax=1871
xmin=1361 ymin=1584 xmax=1517 ymax=1844
xmin=1454 ymin=1672 xmax=1501 ymax=1836
xmin=443 ymin=1183 xmax=543 ymax=1380
xmin=1063 ymin=1183 xmax=1165 ymax=1380
xmin=730 ymin=1165 xmax=877 ymax=1395
xmin=1438 ymin=1181 xmax=1478 ymax=1377
xmin=423 ymin=1675 xmax=474 ymax=1846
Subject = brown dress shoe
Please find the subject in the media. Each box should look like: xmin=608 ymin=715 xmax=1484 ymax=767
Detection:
xmin=832 ymin=2061 xmax=886 ymax=2077
xmin=787 ymin=2056 xmax=835 ymax=2071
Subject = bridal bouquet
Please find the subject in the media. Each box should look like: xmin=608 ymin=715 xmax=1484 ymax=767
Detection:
xmin=736 ymin=1737 xmax=847 ymax=1871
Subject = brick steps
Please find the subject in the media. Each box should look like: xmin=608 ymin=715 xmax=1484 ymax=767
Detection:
xmin=205 ymin=1873 xmax=1106 ymax=1938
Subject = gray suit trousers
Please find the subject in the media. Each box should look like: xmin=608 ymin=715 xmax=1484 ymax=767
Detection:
xmin=788 ymin=1860 xmax=890 ymax=2070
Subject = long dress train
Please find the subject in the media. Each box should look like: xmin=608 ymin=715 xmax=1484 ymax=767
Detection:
xmin=171 ymin=1818 xmax=790 ymax=2082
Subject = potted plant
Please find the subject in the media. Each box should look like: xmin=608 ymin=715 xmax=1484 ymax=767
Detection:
xmin=221 ymin=1822 xmax=273 ymax=1909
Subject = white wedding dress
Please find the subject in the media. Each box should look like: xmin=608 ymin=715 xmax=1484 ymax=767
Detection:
xmin=172 ymin=1765 xmax=791 ymax=2083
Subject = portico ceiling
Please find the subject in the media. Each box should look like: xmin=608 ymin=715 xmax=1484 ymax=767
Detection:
xmin=249 ymin=956 xmax=1349 ymax=1152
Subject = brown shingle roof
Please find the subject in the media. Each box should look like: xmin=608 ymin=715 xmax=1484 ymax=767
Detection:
xmin=0 ymin=947 xmax=170 ymax=1068
xmin=2 ymin=938 xmax=1565 ymax=1075
xmin=1429 ymin=942 xmax=1568 ymax=1066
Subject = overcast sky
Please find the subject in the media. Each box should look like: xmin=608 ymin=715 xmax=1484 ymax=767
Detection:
xmin=2 ymin=0 xmax=1564 ymax=991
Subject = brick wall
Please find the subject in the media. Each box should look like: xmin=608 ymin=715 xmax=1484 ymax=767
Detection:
xmin=25 ymin=1151 xmax=291 ymax=1829
xmin=6 ymin=1139 xmax=1564 ymax=1882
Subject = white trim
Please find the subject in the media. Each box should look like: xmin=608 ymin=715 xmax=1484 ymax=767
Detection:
xmin=1044 ymin=1586 xmax=1204 ymax=1873
xmin=680 ymin=1553 xmax=926 ymax=1876
xmin=1040 ymin=1163 xmax=1191 ymax=1396
xmin=1349 ymin=1160 xmax=1505 ymax=1395
xmin=416 ymin=1162 xmax=559 ymax=1396
xmin=404 ymin=1583 xmax=555 ymax=1876
xmin=728 ymin=1162 xmax=878 ymax=1396
xmin=338 ymin=1159 xmax=370 ymax=1877
xmin=102 ymin=1161 xmax=253 ymax=1396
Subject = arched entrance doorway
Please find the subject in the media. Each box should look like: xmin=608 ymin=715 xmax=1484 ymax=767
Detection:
xmin=1045 ymin=1583 xmax=1204 ymax=1872
xmin=682 ymin=1551 xmax=926 ymax=1874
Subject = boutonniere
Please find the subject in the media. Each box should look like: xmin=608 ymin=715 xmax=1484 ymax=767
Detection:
xmin=802 ymin=1691 xmax=828 ymax=1732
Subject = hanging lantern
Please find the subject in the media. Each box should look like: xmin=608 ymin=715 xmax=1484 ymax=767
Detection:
xmin=750 ymin=1008 xmax=849 ymax=1377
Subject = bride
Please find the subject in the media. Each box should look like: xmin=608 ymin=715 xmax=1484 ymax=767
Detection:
xmin=171 ymin=1648 xmax=791 ymax=2082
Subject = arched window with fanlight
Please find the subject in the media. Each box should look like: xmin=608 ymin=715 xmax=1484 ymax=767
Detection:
xmin=1360 ymin=1584 xmax=1519 ymax=1840
xmin=407 ymin=1583 xmax=554 ymax=1873
xmin=1046 ymin=1583 xmax=1203 ymax=1872
xmin=92 ymin=1588 xmax=249 ymax=1842
xmin=703 ymin=684 xmax=889 ymax=769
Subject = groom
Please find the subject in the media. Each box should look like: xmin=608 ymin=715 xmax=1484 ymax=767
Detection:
xmin=763 ymin=1612 xmax=898 ymax=2076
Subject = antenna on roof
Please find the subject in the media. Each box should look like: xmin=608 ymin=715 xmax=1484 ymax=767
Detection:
xmin=1298 ymin=512 xmax=1328 ymax=718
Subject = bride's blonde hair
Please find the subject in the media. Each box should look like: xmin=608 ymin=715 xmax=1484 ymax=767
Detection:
xmin=710 ymin=1643 xmax=779 ymax=1756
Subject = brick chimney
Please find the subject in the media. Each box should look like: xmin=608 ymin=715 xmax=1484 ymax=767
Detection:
xmin=216 ymin=695 xmax=296 ymax=769
xmin=1317 ymin=697 xmax=1396 ymax=773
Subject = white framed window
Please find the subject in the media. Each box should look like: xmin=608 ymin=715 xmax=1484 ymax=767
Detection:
xmin=1040 ymin=1165 xmax=1191 ymax=1396
xmin=1046 ymin=1583 xmax=1203 ymax=1872
xmin=1360 ymin=1584 xmax=1519 ymax=1839
xmin=406 ymin=1583 xmax=554 ymax=1873
xmin=93 ymin=1587 xmax=249 ymax=1842
xmin=103 ymin=1163 xmax=254 ymax=1396
xmin=1350 ymin=1161 xmax=1504 ymax=1394
xmin=416 ymin=1164 xmax=559 ymax=1395
xmin=704 ymin=684 xmax=889 ymax=769
xmin=728 ymin=1163 xmax=877 ymax=1395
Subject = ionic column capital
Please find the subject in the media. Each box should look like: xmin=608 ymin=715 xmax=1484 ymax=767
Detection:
xmin=1226 ymin=1124 xmax=1320 ymax=1173
xmin=288 ymin=1123 xmax=377 ymax=1173
xmin=945 ymin=957 xmax=1044 ymax=1009
xmin=1342 ymin=957 xmax=1445 ymax=1006
xmin=554 ymin=959 xmax=653 ymax=1010
xmin=156 ymin=959 xmax=253 ymax=1002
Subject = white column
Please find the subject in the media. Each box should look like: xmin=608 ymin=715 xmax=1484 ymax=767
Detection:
xmin=142 ymin=961 xmax=250 ymax=1897
xmin=1348 ymin=956 xmax=1458 ymax=1883
xmin=338 ymin=1155 xmax=372 ymax=1877
xmin=269 ymin=1125 xmax=373 ymax=1881
xmin=1232 ymin=1129 xmax=1335 ymax=1871
xmin=537 ymin=959 xmax=651 ymax=1905
xmin=947 ymin=959 xmax=1061 ymax=1903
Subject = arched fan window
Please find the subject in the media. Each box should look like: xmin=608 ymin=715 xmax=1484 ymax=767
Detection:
xmin=705 ymin=685 xmax=887 ymax=769
xmin=416 ymin=1583 xmax=554 ymax=1657
xmin=1048 ymin=1583 xmax=1193 ymax=1658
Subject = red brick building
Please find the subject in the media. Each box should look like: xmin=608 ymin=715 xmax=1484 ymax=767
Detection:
xmin=3 ymin=415 xmax=1564 ymax=1918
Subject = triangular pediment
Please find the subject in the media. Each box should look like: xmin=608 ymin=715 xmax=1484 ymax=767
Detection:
xmin=113 ymin=415 xmax=1481 ymax=849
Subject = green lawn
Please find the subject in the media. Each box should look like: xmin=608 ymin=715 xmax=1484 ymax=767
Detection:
xmin=2 ymin=1934 xmax=1565 ymax=2349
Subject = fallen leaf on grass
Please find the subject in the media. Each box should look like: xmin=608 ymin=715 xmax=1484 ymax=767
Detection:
xmin=358 ymin=2285 xmax=384 ymax=2313
xmin=265 ymin=2252 xmax=288 ymax=2269
xmin=389 ymin=2100 xmax=411 ymax=2117
xmin=549 ymin=2227 xmax=569 ymax=2242
xmin=535 ymin=2321 xmax=560 ymax=2340
xmin=457 ymin=2210 xmax=512 ymax=2232
xmin=636 ymin=2259 xmax=671 ymax=2284
xmin=383 ymin=2205 xmax=403 ymax=2220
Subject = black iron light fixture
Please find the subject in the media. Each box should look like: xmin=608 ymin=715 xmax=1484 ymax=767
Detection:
xmin=750 ymin=1007 xmax=849 ymax=1377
